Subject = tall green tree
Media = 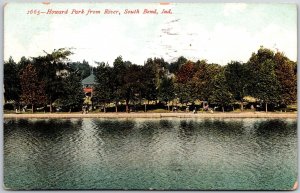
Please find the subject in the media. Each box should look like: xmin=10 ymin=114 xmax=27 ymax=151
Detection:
xmin=274 ymin=52 xmax=297 ymax=105
xmin=31 ymin=48 xmax=73 ymax=112
xmin=174 ymin=82 xmax=194 ymax=105
xmin=59 ymin=67 xmax=85 ymax=112
xmin=142 ymin=61 xmax=157 ymax=102
xmin=209 ymin=70 xmax=233 ymax=112
xmin=145 ymin=58 xmax=169 ymax=88
xmin=20 ymin=64 xmax=47 ymax=113
xmin=168 ymin=56 xmax=187 ymax=74
xmin=112 ymin=56 xmax=127 ymax=112
xmin=247 ymin=47 xmax=281 ymax=112
xmin=248 ymin=46 xmax=275 ymax=69
xmin=123 ymin=64 xmax=143 ymax=112
xmin=4 ymin=57 xmax=20 ymax=105
xmin=94 ymin=62 xmax=113 ymax=112
xmin=17 ymin=56 xmax=31 ymax=72
xmin=68 ymin=60 xmax=92 ymax=80
xmin=192 ymin=62 xmax=222 ymax=102
xmin=224 ymin=61 xmax=249 ymax=111
xmin=248 ymin=59 xmax=280 ymax=112
xmin=158 ymin=76 xmax=175 ymax=111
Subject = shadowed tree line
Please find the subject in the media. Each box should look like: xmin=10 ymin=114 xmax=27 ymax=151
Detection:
xmin=4 ymin=48 xmax=87 ymax=112
xmin=4 ymin=46 xmax=297 ymax=113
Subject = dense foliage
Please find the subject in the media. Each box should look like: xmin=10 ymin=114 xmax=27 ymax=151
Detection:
xmin=4 ymin=46 xmax=297 ymax=113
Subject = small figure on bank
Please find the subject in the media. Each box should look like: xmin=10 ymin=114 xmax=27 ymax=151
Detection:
xmin=251 ymin=104 xmax=255 ymax=113
xmin=193 ymin=107 xmax=197 ymax=114
xmin=22 ymin=106 xmax=27 ymax=112
xmin=204 ymin=104 xmax=209 ymax=111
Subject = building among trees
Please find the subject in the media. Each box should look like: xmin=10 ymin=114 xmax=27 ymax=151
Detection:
xmin=81 ymin=72 xmax=96 ymax=97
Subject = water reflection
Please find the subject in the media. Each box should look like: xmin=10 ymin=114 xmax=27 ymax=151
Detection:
xmin=178 ymin=120 xmax=196 ymax=139
xmin=159 ymin=119 xmax=174 ymax=130
xmin=4 ymin=118 xmax=297 ymax=190
xmin=254 ymin=119 xmax=295 ymax=137
xmin=4 ymin=119 xmax=84 ymax=189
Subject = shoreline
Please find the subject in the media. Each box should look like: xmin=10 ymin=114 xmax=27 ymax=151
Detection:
xmin=3 ymin=112 xmax=297 ymax=119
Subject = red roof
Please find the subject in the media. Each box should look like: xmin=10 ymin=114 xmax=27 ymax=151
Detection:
xmin=83 ymin=88 xmax=93 ymax=93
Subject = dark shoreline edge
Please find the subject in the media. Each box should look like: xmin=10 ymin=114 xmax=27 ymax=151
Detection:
xmin=3 ymin=112 xmax=297 ymax=119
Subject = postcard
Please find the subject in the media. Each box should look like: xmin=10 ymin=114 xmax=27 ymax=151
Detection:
xmin=3 ymin=2 xmax=297 ymax=190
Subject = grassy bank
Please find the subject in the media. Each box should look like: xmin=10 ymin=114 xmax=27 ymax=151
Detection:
xmin=3 ymin=111 xmax=297 ymax=119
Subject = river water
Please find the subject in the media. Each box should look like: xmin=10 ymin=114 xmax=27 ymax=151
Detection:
xmin=3 ymin=118 xmax=297 ymax=190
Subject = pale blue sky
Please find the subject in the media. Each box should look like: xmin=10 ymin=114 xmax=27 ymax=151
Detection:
xmin=4 ymin=3 xmax=297 ymax=66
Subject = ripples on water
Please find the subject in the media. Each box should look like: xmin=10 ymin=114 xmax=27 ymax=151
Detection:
xmin=4 ymin=118 xmax=297 ymax=190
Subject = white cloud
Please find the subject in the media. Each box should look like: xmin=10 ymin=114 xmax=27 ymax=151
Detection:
xmin=252 ymin=24 xmax=297 ymax=60
xmin=4 ymin=34 xmax=24 ymax=61
xmin=4 ymin=3 xmax=297 ymax=66
xmin=223 ymin=3 xmax=248 ymax=16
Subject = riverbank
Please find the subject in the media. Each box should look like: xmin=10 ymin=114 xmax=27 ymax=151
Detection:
xmin=3 ymin=112 xmax=297 ymax=119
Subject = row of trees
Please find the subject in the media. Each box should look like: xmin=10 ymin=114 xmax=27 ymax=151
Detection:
xmin=93 ymin=47 xmax=296 ymax=113
xmin=4 ymin=46 xmax=297 ymax=113
xmin=4 ymin=48 xmax=88 ymax=112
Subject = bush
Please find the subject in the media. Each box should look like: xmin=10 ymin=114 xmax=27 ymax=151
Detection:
xmin=4 ymin=103 xmax=14 ymax=110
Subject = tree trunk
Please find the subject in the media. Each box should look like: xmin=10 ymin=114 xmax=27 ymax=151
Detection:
xmin=265 ymin=102 xmax=268 ymax=113
xmin=49 ymin=99 xmax=52 ymax=113
xmin=222 ymin=106 xmax=225 ymax=113
xmin=167 ymin=101 xmax=170 ymax=111
xmin=126 ymin=99 xmax=129 ymax=113
xmin=32 ymin=104 xmax=34 ymax=113
xmin=139 ymin=91 xmax=142 ymax=105
xmin=144 ymin=103 xmax=147 ymax=112
xmin=115 ymin=102 xmax=118 ymax=113
xmin=240 ymin=101 xmax=244 ymax=111
xmin=104 ymin=102 xmax=106 ymax=113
